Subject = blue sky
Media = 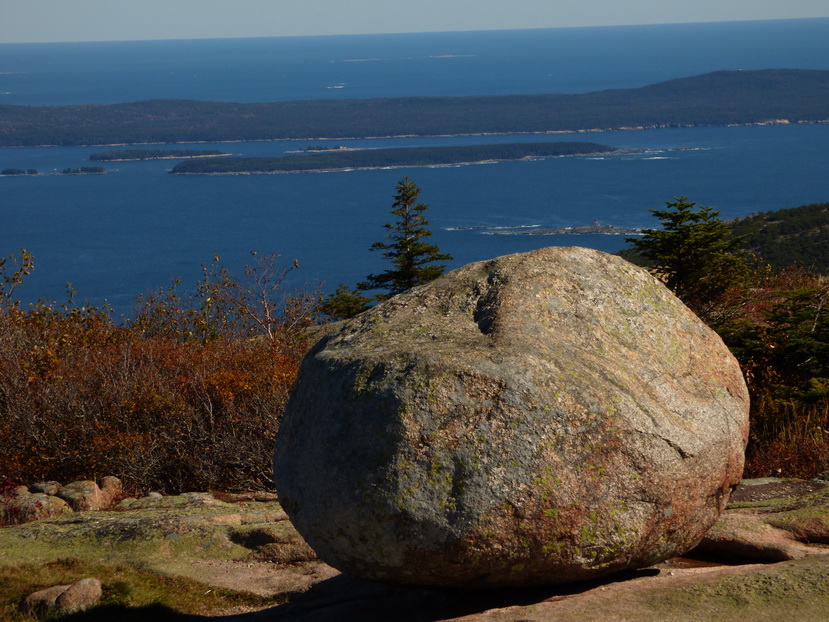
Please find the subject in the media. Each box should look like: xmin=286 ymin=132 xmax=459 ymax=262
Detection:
xmin=2 ymin=0 xmax=829 ymax=43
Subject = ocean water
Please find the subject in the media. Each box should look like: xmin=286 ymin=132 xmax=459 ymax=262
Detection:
xmin=1 ymin=19 xmax=829 ymax=316
xmin=2 ymin=19 xmax=829 ymax=104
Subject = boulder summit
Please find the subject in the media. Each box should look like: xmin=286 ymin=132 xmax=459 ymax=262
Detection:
xmin=275 ymin=246 xmax=749 ymax=587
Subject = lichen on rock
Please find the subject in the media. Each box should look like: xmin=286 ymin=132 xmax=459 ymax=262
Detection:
xmin=275 ymin=246 xmax=750 ymax=587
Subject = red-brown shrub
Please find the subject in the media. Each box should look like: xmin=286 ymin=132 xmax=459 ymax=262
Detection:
xmin=0 ymin=251 xmax=317 ymax=493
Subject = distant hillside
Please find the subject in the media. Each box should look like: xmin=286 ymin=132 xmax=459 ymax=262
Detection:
xmin=618 ymin=202 xmax=829 ymax=274
xmin=0 ymin=69 xmax=828 ymax=147
xmin=729 ymin=202 xmax=829 ymax=273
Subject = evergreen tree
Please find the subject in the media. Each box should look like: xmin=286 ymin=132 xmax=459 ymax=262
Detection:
xmin=626 ymin=196 xmax=751 ymax=325
xmin=322 ymin=178 xmax=453 ymax=320
xmin=357 ymin=177 xmax=453 ymax=300
xmin=320 ymin=283 xmax=372 ymax=320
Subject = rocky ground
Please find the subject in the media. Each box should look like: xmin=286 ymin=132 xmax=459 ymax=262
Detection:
xmin=1 ymin=478 xmax=828 ymax=621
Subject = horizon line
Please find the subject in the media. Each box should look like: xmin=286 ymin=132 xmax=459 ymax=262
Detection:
xmin=1 ymin=16 xmax=827 ymax=46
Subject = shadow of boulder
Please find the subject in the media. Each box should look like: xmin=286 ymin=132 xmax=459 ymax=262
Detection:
xmin=218 ymin=568 xmax=660 ymax=621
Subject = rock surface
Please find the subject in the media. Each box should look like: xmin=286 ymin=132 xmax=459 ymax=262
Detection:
xmin=0 ymin=490 xmax=326 ymax=616
xmin=3 ymin=479 xmax=828 ymax=620
xmin=275 ymin=246 xmax=750 ymax=587
xmin=693 ymin=477 xmax=829 ymax=562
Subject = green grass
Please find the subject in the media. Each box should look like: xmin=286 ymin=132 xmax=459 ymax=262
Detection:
xmin=1 ymin=557 xmax=282 ymax=621
xmin=643 ymin=555 xmax=829 ymax=621
xmin=0 ymin=500 xmax=298 ymax=620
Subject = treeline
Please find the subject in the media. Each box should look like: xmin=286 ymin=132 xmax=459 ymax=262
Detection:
xmin=1 ymin=169 xmax=38 ymax=176
xmin=729 ymin=202 xmax=829 ymax=273
xmin=170 ymin=142 xmax=616 ymax=174
xmin=0 ymin=70 xmax=827 ymax=147
xmin=61 ymin=167 xmax=106 ymax=175
xmin=90 ymin=148 xmax=227 ymax=161
xmin=1 ymin=167 xmax=106 ymax=175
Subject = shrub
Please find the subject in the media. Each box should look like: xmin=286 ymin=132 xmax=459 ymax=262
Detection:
xmin=0 ymin=251 xmax=318 ymax=493
xmin=719 ymin=267 xmax=829 ymax=478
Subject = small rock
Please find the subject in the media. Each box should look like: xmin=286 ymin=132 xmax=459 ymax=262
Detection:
xmin=22 ymin=578 xmax=101 ymax=615
xmin=210 ymin=513 xmax=243 ymax=525
xmin=29 ymin=481 xmax=62 ymax=495
xmin=23 ymin=585 xmax=70 ymax=614
xmin=97 ymin=476 xmax=124 ymax=506
xmin=177 ymin=492 xmax=224 ymax=506
xmin=55 ymin=578 xmax=102 ymax=613
xmin=250 ymin=491 xmax=280 ymax=502
xmin=217 ymin=491 xmax=280 ymax=503
xmin=56 ymin=480 xmax=106 ymax=511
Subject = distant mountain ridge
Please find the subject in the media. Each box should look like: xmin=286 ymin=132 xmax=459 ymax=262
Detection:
xmin=0 ymin=69 xmax=827 ymax=147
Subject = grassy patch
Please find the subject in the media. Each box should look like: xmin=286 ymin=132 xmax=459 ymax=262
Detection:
xmin=0 ymin=501 xmax=303 ymax=619
xmin=643 ymin=556 xmax=829 ymax=621
xmin=0 ymin=510 xmax=252 ymax=569
xmin=1 ymin=557 xmax=282 ymax=621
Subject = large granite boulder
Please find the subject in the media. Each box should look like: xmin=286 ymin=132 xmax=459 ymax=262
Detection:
xmin=275 ymin=247 xmax=749 ymax=587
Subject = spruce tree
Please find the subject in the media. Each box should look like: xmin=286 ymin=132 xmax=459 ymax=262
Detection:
xmin=626 ymin=196 xmax=751 ymax=325
xmin=357 ymin=177 xmax=453 ymax=300
xmin=322 ymin=178 xmax=453 ymax=320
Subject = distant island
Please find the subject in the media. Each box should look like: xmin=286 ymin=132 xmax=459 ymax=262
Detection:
xmin=89 ymin=148 xmax=228 ymax=161
xmin=169 ymin=142 xmax=616 ymax=174
xmin=60 ymin=167 xmax=106 ymax=175
xmin=1 ymin=168 xmax=39 ymax=176
xmin=497 ymin=223 xmax=642 ymax=236
xmin=1 ymin=167 xmax=107 ymax=176
xmin=0 ymin=70 xmax=827 ymax=147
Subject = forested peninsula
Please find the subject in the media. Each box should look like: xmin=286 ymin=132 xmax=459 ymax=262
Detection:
xmin=169 ymin=142 xmax=615 ymax=174
xmin=0 ymin=69 xmax=827 ymax=147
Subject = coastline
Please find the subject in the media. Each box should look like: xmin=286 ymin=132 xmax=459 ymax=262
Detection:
xmin=91 ymin=153 xmax=230 ymax=162
xmin=2 ymin=119 xmax=826 ymax=151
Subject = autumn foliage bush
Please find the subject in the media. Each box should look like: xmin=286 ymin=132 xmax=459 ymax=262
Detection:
xmin=0 ymin=251 xmax=318 ymax=493
xmin=718 ymin=266 xmax=829 ymax=478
